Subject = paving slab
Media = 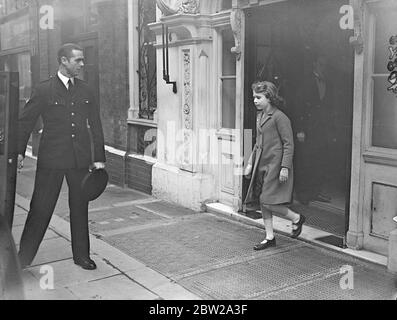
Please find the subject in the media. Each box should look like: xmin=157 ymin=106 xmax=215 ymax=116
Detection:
xmin=22 ymin=271 xmax=78 ymax=300
xmin=21 ymin=237 xmax=73 ymax=267
xmin=26 ymin=257 xmax=120 ymax=288
xmin=12 ymin=213 xmax=28 ymax=228
xmin=125 ymin=269 xmax=200 ymax=300
xmin=65 ymin=274 xmax=159 ymax=300
xmin=12 ymin=225 xmax=58 ymax=246
xmin=87 ymin=206 xmax=166 ymax=233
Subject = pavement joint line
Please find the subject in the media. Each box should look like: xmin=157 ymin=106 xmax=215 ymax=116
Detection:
xmin=97 ymin=259 xmax=162 ymax=299
xmin=57 ymin=199 xmax=165 ymax=215
xmin=96 ymin=214 xmax=204 ymax=238
xmin=172 ymin=243 xmax=305 ymax=281
xmin=112 ymin=198 xmax=162 ymax=208
xmin=23 ymin=257 xmax=74 ymax=272
xmin=134 ymin=204 xmax=177 ymax=220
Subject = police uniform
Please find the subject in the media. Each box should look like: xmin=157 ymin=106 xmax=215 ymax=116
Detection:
xmin=17 ymin=73 xmax=105 ymax=267
xmin=293 ymin=71 xmax=332 ymax=202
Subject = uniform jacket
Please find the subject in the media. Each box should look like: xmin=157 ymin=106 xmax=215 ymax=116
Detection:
xmin=244 ymin=108 xmax=294 ymax=205
xmin=292 ymin=72 xmax=333 ymax=136
xmin=18 ymin=75 xmax=105 ymax=169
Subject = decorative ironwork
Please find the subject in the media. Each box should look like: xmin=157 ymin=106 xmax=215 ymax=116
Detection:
xmin=138 ymin=0 xmax=157 ymax=120
xmin=181 ymin=49 xmax=193 ymax=172
xmin=137 ymin=126 xmax=157 ymax=157
xmin=162 ymin=24 xmax=177 ymax=93
xmin=230 ymin=9 xmax=242 ymax=60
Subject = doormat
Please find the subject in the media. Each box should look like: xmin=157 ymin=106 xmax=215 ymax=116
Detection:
xmin=244 ymin=210 xmax=262 ymax=220
xmin=315 ymin=235 xmax=345 ymax=248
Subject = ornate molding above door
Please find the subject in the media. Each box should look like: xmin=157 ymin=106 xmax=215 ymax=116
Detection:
xmin=156 ymin=0 xmax=200 ymax=16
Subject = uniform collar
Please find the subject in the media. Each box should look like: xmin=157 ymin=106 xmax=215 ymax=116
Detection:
xmin=57 ymin=71 xmax=74 ymax=89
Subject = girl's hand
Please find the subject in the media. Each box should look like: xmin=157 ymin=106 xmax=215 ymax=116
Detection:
xmin=244 ymin=164 xmax=253 ymax=179
xmin=279 ymin=167 xmax=289 ymax=183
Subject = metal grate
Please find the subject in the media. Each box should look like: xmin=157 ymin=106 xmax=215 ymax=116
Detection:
xmin=88 ymin=206 xmax=165 ymax=233
xmin=104 ymin=214 xmax=297 ymax=278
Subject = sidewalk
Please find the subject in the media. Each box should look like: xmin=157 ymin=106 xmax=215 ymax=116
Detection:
xmin=13 ymin=156 xmax=200 ymax=300
xmin=13 ymin=155 xmax=397 ymax=300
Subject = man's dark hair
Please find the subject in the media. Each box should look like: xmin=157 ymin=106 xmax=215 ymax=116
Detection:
xmin=57 ymin=43 xmax=83 ymax=64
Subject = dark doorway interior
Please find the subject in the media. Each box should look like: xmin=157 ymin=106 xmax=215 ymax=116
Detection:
xmin=243 ymin=0 xmax=354 ymax=237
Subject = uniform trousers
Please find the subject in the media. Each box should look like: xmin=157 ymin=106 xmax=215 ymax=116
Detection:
xmin=18 ymin=167 xmax=89 ymax=267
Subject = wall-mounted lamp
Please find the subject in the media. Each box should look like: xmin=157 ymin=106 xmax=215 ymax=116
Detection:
xmin=162 ymin=24 xmax=177 ymax=94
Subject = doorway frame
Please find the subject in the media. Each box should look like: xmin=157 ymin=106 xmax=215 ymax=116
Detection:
xmin=237 ymin=0 xmax=356 ymax=240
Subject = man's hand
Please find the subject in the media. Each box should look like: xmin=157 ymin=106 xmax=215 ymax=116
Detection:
xmin=297 ymin=132 xmax=305 ymax=143
xmin=17 ymin=154 xmax=24 ymax=170
xmin=279 ymin=167 xmax=289 ymax=183
xmin=93 ymin=162 xmax=105 ymax=170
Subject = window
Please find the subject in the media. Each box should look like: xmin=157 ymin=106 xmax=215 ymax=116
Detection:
xmin=60 ymin=0 xmax=99 ymax=38
xmin=0 ymin=0 xmax=28 ymax=18
xmin=369 ymin=4 xmax=397 ymax=149
xmin=220 ymin=29 xmax=236 ymax=129
xmin=0 ymin=51 xmax=31 ymax=113
xmin=221 ymin=0 xmax=232 ymax=11
xmin=0 ymin=13 xmax=30 ymax=50
xmin=137 ymin=0 xmax=157 ymax=120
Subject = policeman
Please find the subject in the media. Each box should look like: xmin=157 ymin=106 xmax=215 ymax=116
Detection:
xmin=17 ymin=43 xmax=106 ymax=270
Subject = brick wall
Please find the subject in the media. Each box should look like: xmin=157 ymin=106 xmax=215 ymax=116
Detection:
xmin=126 ymin=157 xmax=153 ymax=194
xmin=105 ymin=151 xmax=125 ymax=187
xmin=104 ymin=151 xmax=153 ymax=195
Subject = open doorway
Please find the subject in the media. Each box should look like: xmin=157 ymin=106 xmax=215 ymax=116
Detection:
xmin=243 ymin=0 xmax=354 ymax=239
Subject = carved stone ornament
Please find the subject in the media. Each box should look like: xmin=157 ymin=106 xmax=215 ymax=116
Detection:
xmin=230 ymin=9 xmax=242 ymax=60
xmin=156 ymin=0 xmax=199 ymax=16
xmin=349 ymin=1 xmax=364 ymax=55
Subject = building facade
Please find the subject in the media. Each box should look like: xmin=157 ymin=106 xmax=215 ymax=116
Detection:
xmin=1 ymin=0 xmax=396 ymax=267
xmin=0 ymin=0 xmax=157 ymax=194
xmin=148 ymin=0 xmax=397 ymax=267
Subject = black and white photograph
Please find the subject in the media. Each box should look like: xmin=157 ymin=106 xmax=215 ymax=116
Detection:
xmin=1 ymin=0 xmax=397 ymax=307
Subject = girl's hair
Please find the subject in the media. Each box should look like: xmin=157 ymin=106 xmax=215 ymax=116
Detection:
xmin=251 ymin=81 xmax=285 ymax=109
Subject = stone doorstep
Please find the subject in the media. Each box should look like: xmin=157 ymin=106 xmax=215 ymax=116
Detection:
xmin=205 ymin=202 xmax=388 ymax=268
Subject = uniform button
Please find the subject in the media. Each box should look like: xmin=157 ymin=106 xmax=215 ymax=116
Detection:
xmin=72 ymin=123 xmax=75 ymax=127
xmin=72 ymin=134 xmax=75 ymax=138
xmin=71 ymin=102 xmax=74 ymax=106
xmin=71 ymin=112 xmax=75 ymax=116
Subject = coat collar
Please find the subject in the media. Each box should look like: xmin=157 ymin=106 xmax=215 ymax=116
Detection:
xmin=259 ymin=107 xmax=276 ymax=127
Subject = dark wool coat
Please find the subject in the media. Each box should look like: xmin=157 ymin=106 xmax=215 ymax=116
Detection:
xmin=245 ymin=107 xmax=294 ymax=205
xmin=18 ymin=75 xmax=105 ymax=169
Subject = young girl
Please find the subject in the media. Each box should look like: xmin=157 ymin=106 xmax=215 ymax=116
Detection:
xmin=244 ymin=81 xmax=305 ymax=250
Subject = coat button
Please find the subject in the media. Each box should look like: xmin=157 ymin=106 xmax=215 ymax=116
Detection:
xmin=72 ymin=123 xmax=75 ymax=127
xmin=72 ymin=134 xmax=75 ymax=138
xmin=71 ymin=112 xmax=75 ymax=116
xmin=71 ymin=102 xmax=74 ymax=106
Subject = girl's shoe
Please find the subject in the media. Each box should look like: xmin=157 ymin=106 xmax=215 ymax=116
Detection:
xmin=253 ymin=237 xmax=276 ymax=250
xmin=291 ymin=215 xmax=306 ymax=238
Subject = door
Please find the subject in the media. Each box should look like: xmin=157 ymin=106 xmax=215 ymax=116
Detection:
xmin=0 ymin=72 xmax=19 ymax=227
xmin=361 ymin=0 xmax=397 ymax=255
xmin=244 ymin=0 xmax=354 ymax=238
